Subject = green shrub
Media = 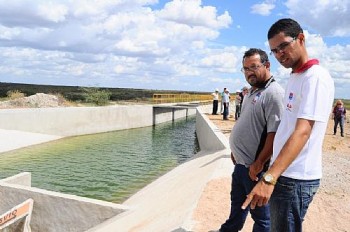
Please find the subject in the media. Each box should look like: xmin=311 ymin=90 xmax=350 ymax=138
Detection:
xmin=7 ymin=90 xmax=25 ymax=99
xmin=82 ymin=87 xmax=112 ymax=106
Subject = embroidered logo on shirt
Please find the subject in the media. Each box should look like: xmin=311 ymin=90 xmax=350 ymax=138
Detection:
xmin=286 ymin=92 xmax=294 ymax=111
xmin=252 ymin=92 xmax=261 ymax=104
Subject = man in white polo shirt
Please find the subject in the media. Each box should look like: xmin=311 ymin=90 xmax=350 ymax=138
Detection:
xmin=242 ymin=18 xmax=335 ymax=232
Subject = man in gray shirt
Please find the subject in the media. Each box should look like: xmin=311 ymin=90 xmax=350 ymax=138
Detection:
xmin=219 ymin=48 xmax=284 ymax=232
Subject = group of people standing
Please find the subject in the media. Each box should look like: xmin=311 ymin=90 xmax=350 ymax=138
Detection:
xmin=211 ymin=87 xmax=249 ymax=121
xmin=216 ymin=18 xmax=335 ymax=232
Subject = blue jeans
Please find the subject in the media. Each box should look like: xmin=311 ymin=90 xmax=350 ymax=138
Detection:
xmin=334 ymin=117 xmax=344 ymax=135
xmin=270 ymin=176 xmax=319 ymax=232
xmin=223 ymin=102 xmax=229 ymax=119
xmin=235 ymin=104 xmax=241 ymax=120
xmin=212 ymin=100 xmax=219 ymax=114
xmin=220 ymin=164 xmax=270 ymax=232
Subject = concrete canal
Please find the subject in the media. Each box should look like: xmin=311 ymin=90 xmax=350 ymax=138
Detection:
xmin=0 ymin=116 xmax=199 ymax=203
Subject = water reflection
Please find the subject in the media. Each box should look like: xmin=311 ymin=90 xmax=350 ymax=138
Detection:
xmin=0 ymin=116 xmax=199 ymax=203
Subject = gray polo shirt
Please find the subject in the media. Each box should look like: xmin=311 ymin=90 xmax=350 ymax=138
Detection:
xmin=229 ymin=78 xmax=284 ymax=166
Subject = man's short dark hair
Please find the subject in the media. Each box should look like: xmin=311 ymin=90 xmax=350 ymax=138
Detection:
xmin=243 ymin=48 xmax=269 ymax=64
xmin=268 ymin=18 xmax=303 ymax=40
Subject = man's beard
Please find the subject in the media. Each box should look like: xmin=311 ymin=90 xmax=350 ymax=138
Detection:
xmin=248 ymin=75 xmax=272 ymax=88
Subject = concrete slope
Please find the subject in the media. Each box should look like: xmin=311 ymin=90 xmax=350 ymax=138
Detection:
xmin=0 ymin=129 xmax=62 ymax=153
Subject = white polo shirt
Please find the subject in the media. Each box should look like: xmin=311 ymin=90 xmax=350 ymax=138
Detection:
xmin=271 ymin=61 xmax=334 ymax=180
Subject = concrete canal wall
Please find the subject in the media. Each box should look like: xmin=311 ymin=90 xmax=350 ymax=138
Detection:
xmin=0 ymin=173 xmax=128 ymax=232
xmin=0 ymin=104 xmax=197 ymax=137
xmin=195 ymin=107 xmax=229 ymax=151
xmin=0 ymin=104 xmax=197 ymax=153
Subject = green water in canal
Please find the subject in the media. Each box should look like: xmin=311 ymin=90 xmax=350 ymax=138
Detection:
xmin=0 ymin=116 xmax=199 ymax=203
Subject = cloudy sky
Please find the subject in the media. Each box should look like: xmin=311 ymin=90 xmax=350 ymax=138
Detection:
xmin=0 ymin=0 xmax=349 ymax=99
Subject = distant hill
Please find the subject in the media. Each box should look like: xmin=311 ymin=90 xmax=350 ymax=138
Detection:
xmin=0 ymin=82 xmax=209 ymax=102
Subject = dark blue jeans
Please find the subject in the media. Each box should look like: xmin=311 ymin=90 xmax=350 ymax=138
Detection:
xmin=270 ymin=176 xmax=319 ymax=232
xmin=212 ymin=100 xmax=219 ymax=114
xmin=223 ymin=102 xmax=229 ymax=119
xmin=220 ymin=164 xmax=270 ymax=232
xmin=334 ymin=117 xmax=344 ymax=135
xmin=235 ymin=104 xmax=241 ymax=120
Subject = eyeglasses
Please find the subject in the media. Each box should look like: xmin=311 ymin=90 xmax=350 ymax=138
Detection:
xmin=270 ymin=37 xmax=296 ymax=55
xmin=241 ymin=63 xmax=265 ymax=74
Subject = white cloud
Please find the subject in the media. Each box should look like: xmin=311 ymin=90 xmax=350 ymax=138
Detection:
xmin=303 ymin=31 xmax=328 ymax=58
xmin=0 ymin=0 xmax=348 ymax=98
xmin=67 ymin=64 xmax=86 ymax=76
xmin=37 ymin=2 xmax=68 ymax=23
xmin=0 ymin=25 xmax=21 ymax=40
xmin=285 ymin=0 xmax=350 ymax=37
xmin=0 ymin=0 xmax=71 ymax=28
xmin=157 ymin=0 xmax=232 ymax=29
xmin=304 ymin=31 xmax=350 ymax=85
xmin=200 ymin=52 xmax=237 ymax=73
xmin=251 ymin=3 xmax=275 ymax=16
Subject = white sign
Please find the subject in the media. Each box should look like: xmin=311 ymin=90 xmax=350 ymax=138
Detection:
xmin=0 ymin=199 xmax=34 ymax=232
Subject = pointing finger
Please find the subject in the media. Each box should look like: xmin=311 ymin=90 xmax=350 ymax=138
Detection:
xmin=241 ymin=194 xmax=253 ymax=210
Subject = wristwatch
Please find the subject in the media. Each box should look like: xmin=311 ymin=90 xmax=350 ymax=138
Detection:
xmin=262 ymin=173 xmax=277 ymax=186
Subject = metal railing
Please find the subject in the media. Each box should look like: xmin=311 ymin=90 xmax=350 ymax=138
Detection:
xmin=153 ymin=94 xmax=213 ymax=104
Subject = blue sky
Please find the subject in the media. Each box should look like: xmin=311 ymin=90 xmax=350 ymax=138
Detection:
xmin=0 ymin=0 xmax=349 ymax=99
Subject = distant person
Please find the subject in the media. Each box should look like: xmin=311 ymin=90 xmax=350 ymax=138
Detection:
xmin=333 ymin=99 xmax=346 ymax=137
xmin=212 ymin=89 xmax=220 ymax=115
xmin=227 ymin=89 xmax=231 ymax=117
xmin=234 ymin=89 xmax=242 ymax=120
xmin=222 ymin=88 xmax=230 ymax=120
xmin=220 ymin=87 xmax=227 ymax=114
xmin=241 ymin=87 xmax=249 ymax=110
xmin=240 ymin=86 xmax=249 ymax=103
xmin=219 ymin=48 xmax=284 ymax=232
xmin=239 ymin=86 xmax=249 ymax=114
xmin=242 ymin=18 xmax=335 ymax=232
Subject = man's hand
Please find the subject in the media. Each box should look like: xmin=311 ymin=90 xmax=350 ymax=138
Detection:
xmin=241 ymin=181 xmax=274 ymax=210
xmin=249 ymin=161 xmax=264 ymax=181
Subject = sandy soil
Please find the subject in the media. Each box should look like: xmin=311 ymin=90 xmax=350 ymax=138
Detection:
xmin=193 ymin=113 xmax=350 ymax=232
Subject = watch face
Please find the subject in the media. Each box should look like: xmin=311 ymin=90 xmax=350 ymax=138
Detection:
xmin=265 ymin=174 xmax=273 ymax=182
xmin=263 ymin=173 xmax=276 ymax=185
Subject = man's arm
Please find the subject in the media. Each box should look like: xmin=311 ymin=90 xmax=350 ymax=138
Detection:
xmin=242 ymin=118 xmax=314 ymax=209
xmin=230 ymin=152 xmax=237 ymax=165
xmin=249 ymin=89 xmax=284 ymax=181
xmin=249 ymin=132 xmax=275 ymax=181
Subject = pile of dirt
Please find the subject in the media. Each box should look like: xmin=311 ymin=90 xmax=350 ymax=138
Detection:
xmin=0 ymin=93 xmax=67 ymax=109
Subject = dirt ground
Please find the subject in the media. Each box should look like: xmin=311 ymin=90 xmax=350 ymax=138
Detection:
xmin=193 ymin=112 xmax=350 ymax=232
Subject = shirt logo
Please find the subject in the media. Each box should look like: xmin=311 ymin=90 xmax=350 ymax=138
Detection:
xmin=252 ymin=92 xmax=261 ymax=104
xmin=286 ymin=92 xmax=294 ymax=111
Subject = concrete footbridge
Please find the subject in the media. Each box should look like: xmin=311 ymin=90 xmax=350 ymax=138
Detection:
xmin=153 ymin=102 xmax=201 ymax=124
